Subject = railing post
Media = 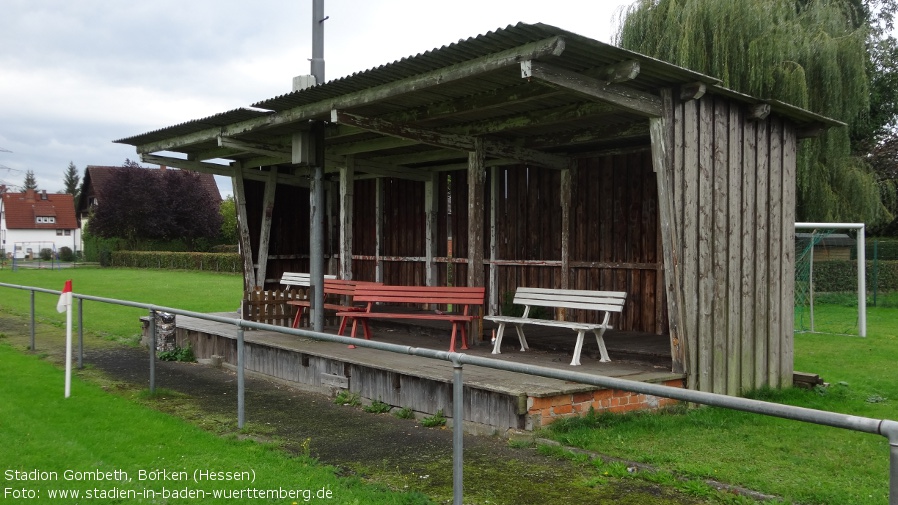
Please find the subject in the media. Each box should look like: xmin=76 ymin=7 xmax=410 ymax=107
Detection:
xmin=29 ymin=289 xmax=35 ymax=351
xmin=237 ymin=325 xmax=245 ymax=429
xmin=77 ymin=298 xmax=84 ymax=369
xmin=452 ymin=358 xmax=464 ymax=505
xmin=149 ymin=309 xmax=156 ymax=394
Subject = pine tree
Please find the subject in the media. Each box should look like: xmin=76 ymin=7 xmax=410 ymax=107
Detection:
xmin=23 ymin=170 xmax=37 ymax=190
xmin=616 ymin=0 xmax=891 ymax=225
xmin=63 ymin=161 xmax=80 ymax=207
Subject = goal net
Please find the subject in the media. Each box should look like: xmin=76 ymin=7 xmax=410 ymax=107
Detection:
xmin=794 ymin=223 xmax=866 ymax=336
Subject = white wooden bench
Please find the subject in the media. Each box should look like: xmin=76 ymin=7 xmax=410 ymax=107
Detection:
xmin=484 ymin=287 xmax=627 ymax=366
xmin=279 ymin=272 xmax=337 ymax=290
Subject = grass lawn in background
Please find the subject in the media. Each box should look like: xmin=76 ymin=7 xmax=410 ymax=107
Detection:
xmin=0 ymin=267 xmax=242 ymax=343
xmin=0 ymin=344 xmax=430 ymax=505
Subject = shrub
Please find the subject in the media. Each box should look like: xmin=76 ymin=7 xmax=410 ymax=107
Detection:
xmin=39 ymin=248 xmax=53 ymax=261
xmin=59 ymin=246 xmax=74 ymax=262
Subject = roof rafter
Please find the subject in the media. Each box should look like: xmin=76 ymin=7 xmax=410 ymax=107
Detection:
xmin=331 ymin=110 xmax=570 ymax=170
xmin=522 ymin=60 xmax=662 ymax=117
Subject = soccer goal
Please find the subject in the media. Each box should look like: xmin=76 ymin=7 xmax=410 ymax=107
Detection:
xmin=794 ymin=223 xmax=866 ymax=337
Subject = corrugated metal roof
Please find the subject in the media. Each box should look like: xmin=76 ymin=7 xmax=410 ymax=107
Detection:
xmin=114 ymin=22 xmax=840 ymax=169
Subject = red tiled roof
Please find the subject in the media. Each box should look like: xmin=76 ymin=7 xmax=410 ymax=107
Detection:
xmin=2 ymin=189 xmax=78 ymax=230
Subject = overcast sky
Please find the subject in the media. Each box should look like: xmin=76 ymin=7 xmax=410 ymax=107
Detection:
xmin=0 ymin=1 xmax=633 ymax=198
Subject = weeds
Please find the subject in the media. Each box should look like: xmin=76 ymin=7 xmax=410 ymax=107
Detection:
xmin=420 ymin=409 xmax=446 ymax=427
xmin=334 ymin=390 xmax=361 ymax=407
xmin=393 ymin=407 xmax=415 ymax=419
xmin=364 ymin=399 xmax=392 ymax=414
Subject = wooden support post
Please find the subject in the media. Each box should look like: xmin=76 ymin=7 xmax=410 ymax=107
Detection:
xmin=559 ymin=165 xmax=573 ymax=321
xmin=425 ymin=172 xmax=438 ymax=287
xmin=339 ymin=156 xmax=355 ymax=281
xmin=488 ymin=167 xmax=499 ymax=316
xmin=233 ymin=174 xmax=257 ymax=292
xmin=256 ymin=169 xmax=277 ymax=288
xmin=468 ymin=139 xmax=486 ymax=341
xmin=651 ymin=89 xmax=688 ymax=375
xmin=375 ymin=177 xmax=384 ymax=283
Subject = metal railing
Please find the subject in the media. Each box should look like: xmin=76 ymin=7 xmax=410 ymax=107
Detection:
xmin=2 ymin=281 xmax=897 ymax=505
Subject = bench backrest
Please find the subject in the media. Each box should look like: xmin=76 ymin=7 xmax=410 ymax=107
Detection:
xmin=323 ymin=279 xmax=382 ymax=298
xmin=280 ymin=272 xmax=337 ymax=289
xmin=513 ymin=287 xmax=626 ymax=313
xmin=353 ymin=285 xmax=485 ymax=313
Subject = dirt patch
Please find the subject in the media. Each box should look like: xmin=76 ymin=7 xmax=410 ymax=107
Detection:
xmin=1 ymin=316 xmax=713 ymax=505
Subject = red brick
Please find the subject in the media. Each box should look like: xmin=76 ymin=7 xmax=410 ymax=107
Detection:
xmin=593 ymin=389 xmax=613 ymax=401
xmin=553 ymin=404 xmax=574 ymax=415
xmin=529 ymin=396 xmax=555 ymax=410
xmin=573 ymin=392 xmax=594 ymax=403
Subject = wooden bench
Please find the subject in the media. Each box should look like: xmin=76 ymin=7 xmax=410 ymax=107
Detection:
xmin=335 ymin=285 xmax=485 ymax=352
xmin=285 ymin=278 xmax=380 ymax=333
xmin=279 ymin=272 xmax=337 ymax=290
xmin=484 ymin=287 xmax=627 ymax=366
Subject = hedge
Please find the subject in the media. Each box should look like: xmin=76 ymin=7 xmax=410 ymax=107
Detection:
xmin=803 ymin=260 xmax=898 ymax=292
xmin=110 ymin=251 xmax=241 ymax=273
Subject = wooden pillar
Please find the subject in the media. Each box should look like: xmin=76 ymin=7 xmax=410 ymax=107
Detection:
xmin=232 ymin=173 xmax=256 ymax=292
xmin=424 ymin=172 xmax=438 ymax=287
xmin=558 ymin=164 xmax=573 ymax=321
xmin=339 ymin=156 xmax=354 ymax=281
xmin=375 ymin=177 xmax=384 ymax=283
xmin=255 ymin=169 xmax=277 ymax=288
xmin=468 ymin=139 xmax=486 ymax=340
xmin=488 ymin=167 xmax=499 ymax=316
xmin=651 ymin=88 xmax=688 ymax=375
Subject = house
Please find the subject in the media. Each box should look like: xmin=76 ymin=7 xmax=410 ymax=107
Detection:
xmin=76 ymin=164 xmax=222 ymax=250
xmin=116 ymin=22 xmax=839 ymax=396
xmin=1 ymin=188 xmax=80 ymax=259
xmin=796 ymin=233 xmax=856 ymax=262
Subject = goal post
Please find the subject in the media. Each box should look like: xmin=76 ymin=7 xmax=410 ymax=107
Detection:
xmin=794 ymin=222 xmax=865 ymax=337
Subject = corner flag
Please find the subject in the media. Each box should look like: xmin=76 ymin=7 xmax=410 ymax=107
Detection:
xmin=58 ymin=280 xmax=73 ymax=397
xmin=57 ymin=279 xmax=72 ymax=313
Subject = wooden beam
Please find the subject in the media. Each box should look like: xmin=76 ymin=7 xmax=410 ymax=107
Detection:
xmin=134 ymin=36 xmax=566 ymax=155
xmin=255 ymin=169 xmax=277 ymax=287
xmin=488 ymin=166 xmax=499 ymax=316
xmin=599 ymin=59 xmax=640 ymax=83
xmin=424 ymin=172 xmax=438 ymax=287
xmin=339 ymin=157 xmax=354 ymax=281
xmin=332 ymin=110 xmax=569 ymax=170
xmin=232 ymin=174 xmax=257 ymax=291
xmin=651 ymin=89 xmax=688 ymax=375
xmin=679 ymin=82 xmax=707 ymax=102
xmin=140 ymin=154 xmax=233 ymax=177
xmin=748 ymin=103 xmax=771 ymax=121
xmin=468 ymin=138 xmax=486 ymax=339
xmin=326 ymin=136 xmax=419 ymax=156
xmin=521 ymin=60 xmax=662 ymax=117
xmin=375 ymin=178 xmax=384 ymax=283
xmin=218 ymin=136 xmax=290 ymax=158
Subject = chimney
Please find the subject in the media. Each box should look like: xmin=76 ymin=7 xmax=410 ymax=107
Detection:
xmin=40 ymin=189 xmax=48 ymax=200
xmin=159 ymin=165 xmax=167 ymax=171
xmin=24 ymin=188 xmax=35 ymax=202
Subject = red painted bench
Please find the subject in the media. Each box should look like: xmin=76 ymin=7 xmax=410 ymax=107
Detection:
xmin=335 ymin=285 xmax=485 ymax=352
xmin=287 ymin=279 xmax=381 ymax=334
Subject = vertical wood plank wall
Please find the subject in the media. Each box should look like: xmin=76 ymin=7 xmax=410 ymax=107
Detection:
xmin=671 ymin=94 xmax=796 ymax=393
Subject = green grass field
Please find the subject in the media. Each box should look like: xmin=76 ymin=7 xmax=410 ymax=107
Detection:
xmin=0 ymin=344 xmax=429 ymax=505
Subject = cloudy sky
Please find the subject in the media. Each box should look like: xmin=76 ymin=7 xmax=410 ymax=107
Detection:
xmin=0 ymin=1 xmax=633 ymax=197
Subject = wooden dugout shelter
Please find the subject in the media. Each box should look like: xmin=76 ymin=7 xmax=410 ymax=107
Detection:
xmin=116 ymin=23 xmax=838 ymax=395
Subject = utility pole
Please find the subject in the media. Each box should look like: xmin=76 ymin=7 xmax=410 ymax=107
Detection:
xmin=308 ymin=0 xmax=326 ymax=332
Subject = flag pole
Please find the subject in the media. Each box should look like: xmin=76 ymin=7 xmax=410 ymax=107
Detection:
xmin=57 ymin=279 xmax=73 ymax=398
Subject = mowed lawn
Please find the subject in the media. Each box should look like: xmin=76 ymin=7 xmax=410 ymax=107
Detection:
xmin=0 ymin=267 xmax=242 ymax=342
xmin=0 ymin=344 xmax=430 ymax=505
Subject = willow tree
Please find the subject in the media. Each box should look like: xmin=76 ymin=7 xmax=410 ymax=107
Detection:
xmin=616 ymin=0 xmax=890 ymax=225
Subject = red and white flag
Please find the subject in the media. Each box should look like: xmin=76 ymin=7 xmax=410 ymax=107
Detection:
xmin=57 ymin=280 xmax=72 ymax=313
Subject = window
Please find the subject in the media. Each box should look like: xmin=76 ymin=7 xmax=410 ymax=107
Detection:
xmin=56 ymin=229 xmax=63 ymax=236
xmin=35 ymin=216 xmax=56 ymax=224
xmin=64 ymin=230 xmax=71 ymax=236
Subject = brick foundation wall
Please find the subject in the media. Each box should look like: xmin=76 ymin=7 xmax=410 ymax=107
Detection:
xmin=527 ymin=378 xmax=686 ymax=427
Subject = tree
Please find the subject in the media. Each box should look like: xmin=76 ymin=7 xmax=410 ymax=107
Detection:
xmin=23 ymin=169 xmax=37 ymax=190
xmin=616 ymin=0 xmax=893 ymax=225
xmin=219 ymin=195 xmax=238 ymax=245
xmin=88 ymin=161 xmax=222 ymax=250
xmin=63 ymin=161 xmax=80 ymax=206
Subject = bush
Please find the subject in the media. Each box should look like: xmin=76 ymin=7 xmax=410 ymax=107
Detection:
xmin=39 ymin=248 xmax=53 ymax=261
xmin=109 ymin=251 xmax=241 ymax=272
xmin=59 ymin=246 xmax=74 ymax=262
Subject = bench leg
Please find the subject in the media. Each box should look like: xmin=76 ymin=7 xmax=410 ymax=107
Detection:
xmin=491 ymin=323 xmax=507 ymax=354
xmin=513 ymin=324 xmax=529 ymax=352
xmin=291 ymin=307 xmax=306 ymax=329
xmin=593 ymin=328 xmax=611 ymax=362
xmin=570 ymin=330 xmax=587 ymax=366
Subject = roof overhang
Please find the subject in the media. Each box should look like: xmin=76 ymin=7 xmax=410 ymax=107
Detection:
xmin=115 ymin=23 xmax=841 ymax=181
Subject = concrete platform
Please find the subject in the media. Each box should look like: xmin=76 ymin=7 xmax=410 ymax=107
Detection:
xmin=171 ymin=313 xmax=685 ymax=434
